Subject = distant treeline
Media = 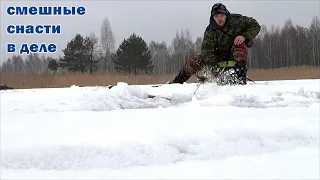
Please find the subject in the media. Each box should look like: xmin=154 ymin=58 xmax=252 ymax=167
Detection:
xmin=1 ymin=16 xmax=319 ymax=75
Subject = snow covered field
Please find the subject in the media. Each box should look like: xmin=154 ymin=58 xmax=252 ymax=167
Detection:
xmin=1 ymin=79 xmax=319 ymax=179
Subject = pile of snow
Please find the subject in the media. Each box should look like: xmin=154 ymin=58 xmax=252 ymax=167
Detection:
xmin=1 ymin=80 xmax=319 ymax=114
xmin=1 ymin=79 xmax=319 ymax=179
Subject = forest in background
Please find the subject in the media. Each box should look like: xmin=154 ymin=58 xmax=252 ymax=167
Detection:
xmin=0 ymin=15 xmax=319 ymax=75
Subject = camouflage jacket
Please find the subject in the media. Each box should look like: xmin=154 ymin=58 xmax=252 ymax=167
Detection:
xmin=201 ymin=13 xmax=261 ymax=65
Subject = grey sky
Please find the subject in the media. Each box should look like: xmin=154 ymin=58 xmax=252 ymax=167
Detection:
xmin=1 ymin=0 xmax=319 ymax=63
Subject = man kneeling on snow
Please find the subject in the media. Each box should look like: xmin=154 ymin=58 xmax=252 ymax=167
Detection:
xmin=169 ymin=3 xmax=261 ymax=85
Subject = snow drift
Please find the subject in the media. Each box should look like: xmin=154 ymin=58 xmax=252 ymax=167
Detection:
xmin=1 ymin=79 xmax=319 ymax=179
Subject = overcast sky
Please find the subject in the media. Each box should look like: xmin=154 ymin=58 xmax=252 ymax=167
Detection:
xmin=1 ymin=0 xmax=319 ymax=63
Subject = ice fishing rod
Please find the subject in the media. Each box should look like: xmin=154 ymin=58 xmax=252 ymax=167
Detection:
xmin=194 ymin=73 xmax=206 ymax=94
xmin=193 ymin=67 xmax=227 ymax=94
xmin=246 ymin=77 xmax=256 ymax=83
xmin=193 ymin=81 xmax=203 ymax=94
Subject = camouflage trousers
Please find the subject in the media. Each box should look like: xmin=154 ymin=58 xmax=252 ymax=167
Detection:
xmin=184 ymin=42 xmax=248 ymax=77
xmin=170 ymin=42 xmax=248 ymax=84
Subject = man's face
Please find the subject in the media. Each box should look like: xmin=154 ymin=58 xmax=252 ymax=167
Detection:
xmin=213 ymin=13 xmax=227 ymax=26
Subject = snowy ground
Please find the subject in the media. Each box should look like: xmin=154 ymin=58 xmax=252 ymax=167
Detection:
xmin=1 ymin=79 xmax=319 ymax=179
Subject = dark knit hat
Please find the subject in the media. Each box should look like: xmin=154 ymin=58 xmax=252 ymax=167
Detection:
xmin=211 ymin=3 xmax=228 ymax=15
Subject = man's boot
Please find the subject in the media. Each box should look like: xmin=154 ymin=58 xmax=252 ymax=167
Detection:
xmin=235 ymin=61 xmax=247 ymax=85
xmin=239 ymin=68 xmax=247 ymax=85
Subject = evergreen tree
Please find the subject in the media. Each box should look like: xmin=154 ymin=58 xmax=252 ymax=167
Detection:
xmin=85 ymin=32 xmax=100 ymax=74
xmin=48 ymin=58 xmax=59 ymax=73
xmin=113 ymin=33 xmax=154 ymax=75
xmin=59 ymin=34 xmax=99 ymax=73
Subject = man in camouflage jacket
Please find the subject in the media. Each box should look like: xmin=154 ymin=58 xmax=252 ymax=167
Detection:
xmin=169 ymin=3 xmax=261 ymax=85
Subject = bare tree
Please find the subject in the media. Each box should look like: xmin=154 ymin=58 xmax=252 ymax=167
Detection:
xmin=86 ymin=32 xmax=100 ymax=74
xmin=100 ymin=16 xmax=116 ymax=73
xmin=25 ymin=53 xmax=43 ymax=73
xmin=249 ymin=16 xmax=319 ymax=69
xmin=149 ymin=41 xmax=170 ymax=74
xmin=309 ymin=16 xmax=320 ymax=66
xmin=194 ymin=36 xmax=203 ymax=54
xmin=170 ymin=29 xmax=195 ymax=73
xmin=0 ymin=55 xmax=24 ymax=73
xmin=0 ymin=53 xmax=52 ymax=74
xmin=12 ymin=55 xmax=25 ymax=73
xmin=39 ymin=55 xmax=50 ymax=74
